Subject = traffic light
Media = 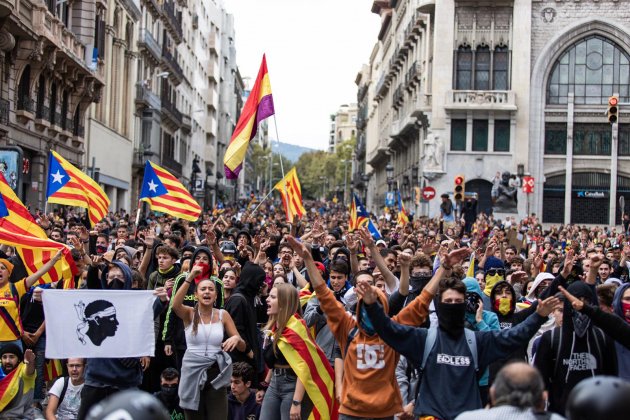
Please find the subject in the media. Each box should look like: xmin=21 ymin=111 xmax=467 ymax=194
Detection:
xmin=454 ymin=175 xmax=465 ymax=201
xmin=607 ymin=95 xmax=619 ymax=124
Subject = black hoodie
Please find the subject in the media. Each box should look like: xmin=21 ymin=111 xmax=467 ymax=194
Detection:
xmin=224 ymin=261 xmax=266 ymax=381
xmin=488 ymin=281 xmax=538 ymax=382
xmin=533 ymin=281 xmax=618 ymax=414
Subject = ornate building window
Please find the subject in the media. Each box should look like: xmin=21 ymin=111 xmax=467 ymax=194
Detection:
xmin=547 ymin=35 xmax=630 ymax=105
xmin=36 ymin=75 xmax=47 ymax=120
xmin=475 ymin=45 xmax=491 ymax=90
xmin=61 ymin=91 xmax=69 ymax=130
xmin=493 ymin=45 xmax=509 ymax=91
xmin=455 ymin=45 xmax=472 ymax=90
xmin=472 ymin=119 xmax=488 ymax=151
xmin=17 ymin=65 xmax=32 ymax=112
xmin=494 ymin=120 xmax=510 ymax=152
xmin=451 ymin=119 xmax=467 ymax=151
xmin=544 ymin=123 xmax=567 ymax=155
xmin=50 ymin=82 xmax=57 ymax=125
xmin=573 ymin=123 xmax=611 ymax=155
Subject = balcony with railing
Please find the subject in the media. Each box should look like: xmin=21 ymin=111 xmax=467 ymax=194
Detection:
xmin=444 ymin=90 xmax=517 ymax=111
xmin=135 ymin=83 xmax=161 ymax=110
xmin=162 ymin=154 xmax=182 ymax=175
xmin=162 ymin=1 xmax=183 ymax=44
xmin=138 ymin=29 xmax=161 ymax=64
xmin=160 ymin=92 xmax=183 ymax=129
xmin=182 ymin=114 xmax=191 ymax=133
xmin=375 ymin=74 xmax=389 ymax=100
xmin=16 ymin=96 xmax=34 ymax=123
xmin=392 ymin=85 xmax=404 ymax=109
xmin=162 ymin=45 xmax=185 ymax=85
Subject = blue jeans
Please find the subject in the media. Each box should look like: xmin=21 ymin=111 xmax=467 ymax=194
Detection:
xmin=32 ymin=334 xmax=46 ymax=402
xmin=260 ymin=370 xmax=312 ymax=420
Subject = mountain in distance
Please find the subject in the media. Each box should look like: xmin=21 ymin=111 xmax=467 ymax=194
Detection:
xmin=273 ymin=141 xmax=317 ymax=163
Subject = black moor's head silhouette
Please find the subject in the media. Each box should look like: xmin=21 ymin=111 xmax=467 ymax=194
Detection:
xmin=75 ymin=300 xmax=119 ymax=346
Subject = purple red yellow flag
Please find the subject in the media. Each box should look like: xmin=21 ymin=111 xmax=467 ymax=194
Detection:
xmin=278 ymin=314 xmax=338 ymax=420
xmin=140 ymin=161 xmax=201 ymax=221
xmin=46 ymin=151 xmax=110 ymax=227
xmin=224 ymin=54 xmax=274 ymax=179
xmin=274 ymin=167 xmax=306 ymax=221
xmin=0 ymin=173 xmax=76 ymax=287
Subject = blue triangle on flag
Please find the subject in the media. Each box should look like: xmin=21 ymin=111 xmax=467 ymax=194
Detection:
xmin=140 ymin=161 xmax=168 ymax=199
xmin=46 ymin=152 xmax=70 ymax=198
xmin=0 ymin=192 xmax=9 ymax=218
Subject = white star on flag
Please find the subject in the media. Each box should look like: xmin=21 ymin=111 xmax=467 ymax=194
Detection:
xmin=51 ymin=170 xmax=65 ymax=184
xmin=147 ymin=179 xmax=158 ymax=193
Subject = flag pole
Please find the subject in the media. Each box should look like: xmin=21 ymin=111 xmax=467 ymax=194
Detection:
xmin=250 ymin=188 xmax=275 ymax=216
xmin=272 ymin=115 xmax=285 ymax=179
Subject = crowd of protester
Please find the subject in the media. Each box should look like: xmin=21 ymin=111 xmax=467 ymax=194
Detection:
xmin=1 ymin=199 xmax=630 ymax=419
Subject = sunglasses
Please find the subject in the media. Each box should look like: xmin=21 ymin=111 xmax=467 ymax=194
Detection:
xmin=486 ymin=268 xmax=505 ymax=277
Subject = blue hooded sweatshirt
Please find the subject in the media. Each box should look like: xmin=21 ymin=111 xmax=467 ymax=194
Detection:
xmin=613 ymin=282 xmax=630 ymax=381
xmin=86 ymin=261 xmax=164 ymax=388
xmin=463 ymin=277 xmax=500 ymax=387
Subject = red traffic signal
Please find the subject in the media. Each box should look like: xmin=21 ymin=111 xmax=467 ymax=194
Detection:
xmin=454 ymin=175 xmax=465 ymax=201
xmin=608 ymin=95 xmax=619 ymax=124
xmin=455 ymin=176 xmax=464 ymax=185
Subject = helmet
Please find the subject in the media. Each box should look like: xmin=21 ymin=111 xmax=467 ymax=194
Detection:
xmin=220 ymin=240 xmax=237 ymax=256
xmin=86 ymin=389 xmax=169 ymax=420
xmin=566 ymin=376 xmax=630 ymax=420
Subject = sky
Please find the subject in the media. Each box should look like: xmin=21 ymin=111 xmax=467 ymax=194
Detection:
xmin=222 ymin=0 xmax=380 ymax=151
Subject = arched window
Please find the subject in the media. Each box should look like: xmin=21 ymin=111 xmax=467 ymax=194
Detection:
xmin=455 ymin=45 xmax=473 ymax=90
xmin=547 ymin=35 xmax=630 ymax=105
xmin=50 ymin=82 xmax=57 ymax=125
xmin=475 ymin=45 xmax=491 ymax=90
xmin=36 ymin=75 xmax=46 ymax=119
xmin=493 ymin=45 xmax=509 ymax=90
xmin=61 ymin=91 xmax=69 ymax=130
xmin=17 ymin=65 xmax=32 ymax=111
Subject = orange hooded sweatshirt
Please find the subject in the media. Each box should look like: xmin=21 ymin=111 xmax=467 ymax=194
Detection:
xmin=315 ymin=283 xmax=434 ymax=417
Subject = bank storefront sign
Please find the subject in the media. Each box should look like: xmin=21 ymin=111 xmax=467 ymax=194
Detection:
xmin=575 ymin=190 xmax=609 ymax=199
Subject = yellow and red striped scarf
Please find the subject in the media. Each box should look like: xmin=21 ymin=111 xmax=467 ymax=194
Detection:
xmin=278 ymin=314 xmax=338 ymax=420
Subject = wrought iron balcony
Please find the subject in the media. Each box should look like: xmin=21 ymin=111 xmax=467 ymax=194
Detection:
xmin=162 ymin=154 xmax=182 ymax=175
xmin=162 ymin=1 xmax=183 ymax=44
xmin=160 ymin=91 xmax=183 ymax=128
xmin=138 ymin=29 xmax=161 ymax=64
xmin=36 ymin=104 xmax=50 ymax=121
xmin=135 ymin=84 xmax=161 ymax=110
xmin=162 ymin=45 xmax=185 ymax=84
xmin=17 ymin=96 xmax=34 ymax=113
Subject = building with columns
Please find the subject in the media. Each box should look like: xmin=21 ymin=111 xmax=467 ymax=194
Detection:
xmin=530 ymin=0 xmax=630 ymax=226
xmin=86 ymin=0 xmax=141 ymax=213
xmin=0 ymin=0 xmax=105 ymax=208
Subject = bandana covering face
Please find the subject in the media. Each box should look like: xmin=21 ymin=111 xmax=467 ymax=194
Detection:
xmin=494 ymin=297 xmax=512 ymax=316
xmin=572 ymin=311 xmax=591 ymax=338
xmin=484 ymin=274 xmax=504 ymax=296
xmin=622 ymin=302 xmax=630 ymax=323
xmin=194 ymin=263 xmax=211 ymax=283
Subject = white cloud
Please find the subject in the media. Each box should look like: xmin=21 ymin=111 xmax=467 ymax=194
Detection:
xmin=223 ymin=0 xmax=379 ymax=150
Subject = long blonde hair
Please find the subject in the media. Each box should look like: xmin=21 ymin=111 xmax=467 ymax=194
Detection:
xmin=264 ymin=283 xmax=300 ymax=354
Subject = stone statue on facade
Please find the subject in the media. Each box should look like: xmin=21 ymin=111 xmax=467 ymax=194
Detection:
xmin=422 ymin=132 xmax=443 ymax=172
xmin=492 ymin=171 xmax=518 ymax=213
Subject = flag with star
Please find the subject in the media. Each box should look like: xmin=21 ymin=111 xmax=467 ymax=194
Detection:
xmin=46 ymin=151 xmax=110 ymax=226
xmin=349 ymin=193 xmax=382 ymax=239
xmin=139 ymin=161 xmax=201 ymax=221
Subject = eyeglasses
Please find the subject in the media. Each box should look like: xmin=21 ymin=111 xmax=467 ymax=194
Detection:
xmin=486 ymin=269 xmax=505 ymax=277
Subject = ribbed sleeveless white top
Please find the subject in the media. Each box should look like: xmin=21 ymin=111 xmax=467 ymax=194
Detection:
xmin=184 ymin=308 xmax=224 ymax=356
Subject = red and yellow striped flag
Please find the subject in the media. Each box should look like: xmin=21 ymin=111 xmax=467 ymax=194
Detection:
xmin=44 ymin=359 xmax=64 ymax=382
xmin=274 ymin=167 xmax=306 ymax=221
xmin=0 ymin=173 xmax=77 ymax=287
xmin=46 ymin=151 xmax=110 ymax=227
xmin=0 ymin=363 xmax=34 ymax=412
xmin=278 ymin=314 xmax=338 ymax=420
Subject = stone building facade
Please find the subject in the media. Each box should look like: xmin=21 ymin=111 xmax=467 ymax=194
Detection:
xmin=329 ymin=103 xmax=358 ymax=153
xmin=0 ymin=0 xmax=105 ymax=208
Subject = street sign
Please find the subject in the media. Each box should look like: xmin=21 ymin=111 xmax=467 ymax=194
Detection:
xmin=193 ymin=179 xmax=204 ymax=191
xmin=421 ymin=186 xmax=436 ymax=201
xmin=385 ymin=191 xmax=395 ymax=207
xmin=523 ymin=176 xmax=535 ymax=194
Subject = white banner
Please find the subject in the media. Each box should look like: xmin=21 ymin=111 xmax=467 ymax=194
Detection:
xmin=43 ymin=290 xmax=156 ymax=359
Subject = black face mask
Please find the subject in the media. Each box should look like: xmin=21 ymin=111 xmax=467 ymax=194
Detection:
xmin=160 ymin=385 xmax=178 ymax=401
xmin=409 ymin=275 xmax=432 ymax=292
xmin=107 ymin=279 xmax=125 ymax=290
xmin=96 ymin=245 xmax=107 ymax=254
xmin=436 ymin=302 xmax=466 ymax=337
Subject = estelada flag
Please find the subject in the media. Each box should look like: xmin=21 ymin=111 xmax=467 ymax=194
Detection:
xmin=46 ymin=151 xmax=110 ymax=227
xmin=278 ymin=314 xmax=338 ymax=420
xmin=274 ymin=167 xmax=306 ymax=221
xmin=224 ymin=54 xmax=274 ymax=179
xmin=140 ymin=161 xmax=201 ymax=221
xmin=397 ymin=190 xmax=409 ymax=225
xmin=0 ymin=173 xmax=76 ymax=287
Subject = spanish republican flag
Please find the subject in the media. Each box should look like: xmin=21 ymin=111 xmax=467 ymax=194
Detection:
xmin=139 ymin=161 xmax=202 ymax=222
xmin=224 ymin=54 xmax=274 ymax=179
xmin=46 ymin=151 xmax=110 ymax=227
xmin=278 ymin=314 xmax=338 ymax=420
xmin=0 ymin=363 xmax=35 ymax=412
xmin=0 ymin=173 xmax=76 ymax=287
xmin=274 ymin=167 xmax=306 ymax=221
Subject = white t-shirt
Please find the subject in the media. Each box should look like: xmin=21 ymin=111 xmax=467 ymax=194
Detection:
xmin=48 ymin=377 xmax=84 ymax=420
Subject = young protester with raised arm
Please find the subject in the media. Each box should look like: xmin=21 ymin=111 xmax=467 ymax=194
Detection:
xmin=357 ymin=228 xmax=399 ymax=292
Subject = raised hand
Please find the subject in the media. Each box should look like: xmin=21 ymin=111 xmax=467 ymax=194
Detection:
xmin=536 ymin=296 xmax=562 ymax=317
xmin=287 ymin=236 xmax=310 ymax=260
xmin=346 ymin=233 xmax=360 ymax=254
xmin=443 ymin=247 xmax=472 ymax=268
xmin=355 ymin=279 xmax=378 ymax=305
xmin=561 ymin=249 xmax=576 ymax=278
xmin=398 ymin=252 xmax=411 ymax=267
xmin=558 ymin=286 xmax=584 ymax=312
xmin=358 ymin=227 xmax=375 ymax=248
